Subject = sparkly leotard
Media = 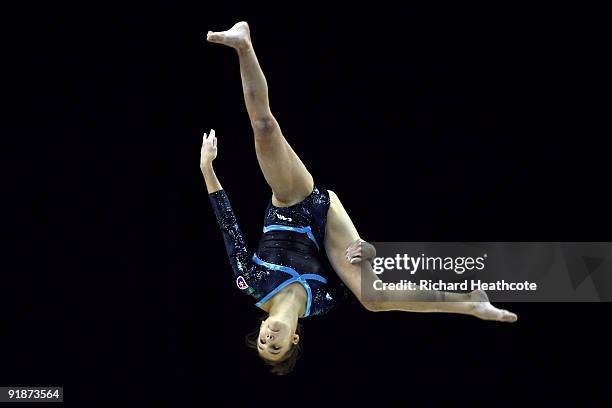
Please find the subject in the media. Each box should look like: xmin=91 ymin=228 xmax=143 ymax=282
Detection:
xmin=209 ymin=186 xmax=347 ymax=317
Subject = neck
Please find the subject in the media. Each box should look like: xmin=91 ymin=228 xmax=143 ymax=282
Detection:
xmin=268 ymin=290 xmax=303 ymax=329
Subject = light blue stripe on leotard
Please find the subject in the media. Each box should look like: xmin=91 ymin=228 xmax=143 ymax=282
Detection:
xmin=263 ymin=224 xmax=320 ymax=250
xmin=252 ymin=254 xmax=327 ymax=317
xmin=252 ymin=253 xmax=300 ymax=278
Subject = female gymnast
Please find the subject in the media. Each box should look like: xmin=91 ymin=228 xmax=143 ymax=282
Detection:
xmin=202 ymin=22 xmax=517 ymax=375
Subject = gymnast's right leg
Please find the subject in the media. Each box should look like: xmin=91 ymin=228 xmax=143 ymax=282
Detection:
xmin=207 ymin=22 xmax=314 ymax=207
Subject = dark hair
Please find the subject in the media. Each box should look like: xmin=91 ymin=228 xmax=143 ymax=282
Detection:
xmin=245 ymin=315 xmax=304 ymax=375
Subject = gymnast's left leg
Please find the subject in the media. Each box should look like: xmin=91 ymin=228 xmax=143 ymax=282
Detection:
xmin=324 ymin=190 xmax=517 ymax=322
xmin=206 ymin=22 xmax=313 ymax=207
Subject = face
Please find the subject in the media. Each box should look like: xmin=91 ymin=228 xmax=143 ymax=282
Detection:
xmin=257 ymin=317 xmax=299 ymax=361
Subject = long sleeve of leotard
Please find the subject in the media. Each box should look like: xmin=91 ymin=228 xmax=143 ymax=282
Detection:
xmin=209 ymin=189 xmax=252 ymax=278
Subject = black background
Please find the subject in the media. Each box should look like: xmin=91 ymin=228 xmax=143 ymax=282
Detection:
xmin=4 ymin=1 xmax=611 ymax=406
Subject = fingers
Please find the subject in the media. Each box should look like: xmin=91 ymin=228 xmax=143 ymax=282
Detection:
xmin=345 ymin=248 xmax=361 ymax=259
xmin=202 ymin=129 xmax=217 ymax=145
xmin=345 ymin=239 xmax=363 ymax=254
xmin=349 ymin=256 xmax=362 ymax=264
xmin=345 ymin=243 xmax=363 ymax=263
xmin=202 ymin=133 xmax=209 ymax=152
xmin=210 ymin=129 xmax=217 ymax=147
xmin=345 ymin=239 xmax=360 ymax=252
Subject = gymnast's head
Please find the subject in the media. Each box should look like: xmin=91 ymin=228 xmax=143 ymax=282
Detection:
xmin=246 ymin=315 xmax=304 ymax=375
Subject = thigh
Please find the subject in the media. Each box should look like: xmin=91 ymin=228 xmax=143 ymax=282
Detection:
xmin=253 ymin=121 xmax=314 ymax=206
xmin=323 ymin=190 xmax=365 ymax=299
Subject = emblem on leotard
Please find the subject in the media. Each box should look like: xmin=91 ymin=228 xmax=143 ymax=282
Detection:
xmin=236 ymin=275 xmax=249 ymax=290
xmin=276 ymin=213 xmax=293 ymax=222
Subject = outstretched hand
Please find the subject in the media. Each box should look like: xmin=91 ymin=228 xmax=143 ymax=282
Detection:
xmin=200 ymin=129 xmax=218 ymax=169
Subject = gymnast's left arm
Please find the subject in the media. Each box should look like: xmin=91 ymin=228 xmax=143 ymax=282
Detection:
xmin=200 ymin=129 xmax=222 ymax=193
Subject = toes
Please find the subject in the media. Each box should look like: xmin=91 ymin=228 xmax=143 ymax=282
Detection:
xmin=502 ymin=310 xmax=518 ymax=322
xmin=207 ymin=32 xmax=223 ymax=42
xmin=495 ymin=309 xmax=517 ymax=322
xmin=474 ymin=304 xmax=518 ymax=323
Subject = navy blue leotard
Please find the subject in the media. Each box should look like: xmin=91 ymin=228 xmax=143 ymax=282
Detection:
xmin=209 ymin=186 xmax=347 ymax=317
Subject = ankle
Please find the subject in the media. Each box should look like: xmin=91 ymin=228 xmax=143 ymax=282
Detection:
xmin=236 ymin=41 xmax=253 ymax=55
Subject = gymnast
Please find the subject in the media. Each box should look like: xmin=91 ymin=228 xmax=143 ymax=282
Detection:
xmin=202 ymin=22 xmax=517 ymax=375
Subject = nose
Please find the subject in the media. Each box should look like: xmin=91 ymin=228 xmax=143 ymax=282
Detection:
xmin=265 ymin=333 xmax=275 ymax=340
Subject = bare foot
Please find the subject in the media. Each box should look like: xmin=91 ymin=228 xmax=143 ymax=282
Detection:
xmin=469 ymin=290 xmax=518 ymax=323
xmin=206 ymin=21 xmax=251 ymax=51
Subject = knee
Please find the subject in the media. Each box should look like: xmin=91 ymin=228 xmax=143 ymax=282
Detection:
xmin=360 ymin=291 xmax=387 ymax=312
xmin=361 ymin=299 xmax=385 ymax=312
xmin=253 ymin=116 xmax=278 ymax=138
